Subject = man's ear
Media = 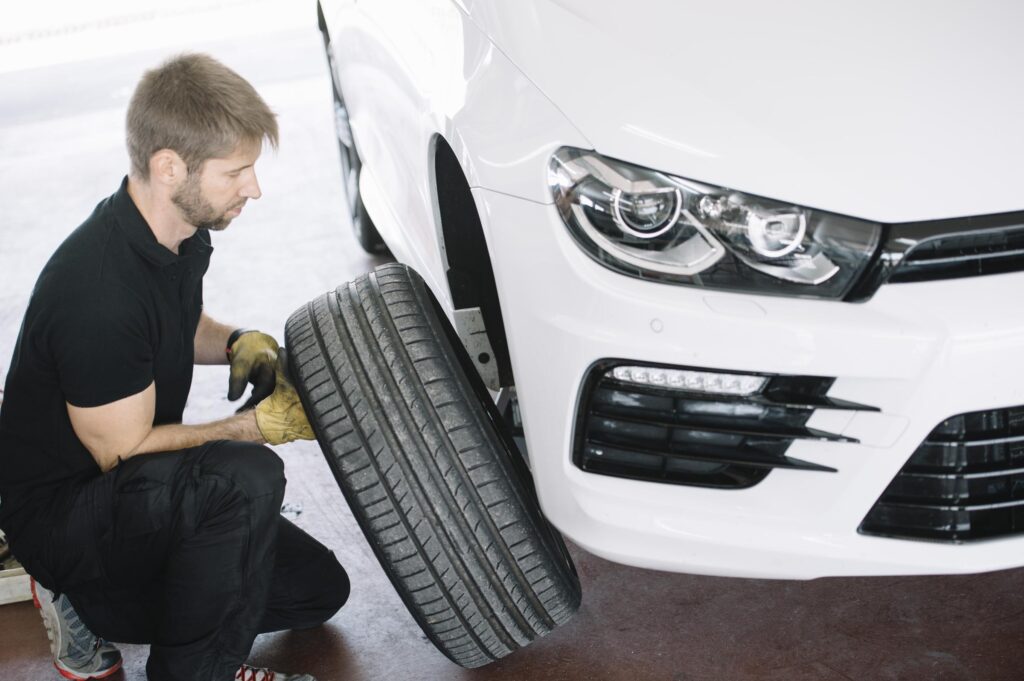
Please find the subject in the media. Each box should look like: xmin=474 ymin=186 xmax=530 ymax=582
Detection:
xmin=148 ymin=149 xmax=187 ymax=187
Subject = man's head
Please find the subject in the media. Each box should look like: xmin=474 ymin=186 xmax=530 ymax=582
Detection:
xmin=126 ymin=53 xmax=278 ymax=230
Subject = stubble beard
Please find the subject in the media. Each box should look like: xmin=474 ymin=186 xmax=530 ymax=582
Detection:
xmin=171 ymin=172 xmax=239 ymax=232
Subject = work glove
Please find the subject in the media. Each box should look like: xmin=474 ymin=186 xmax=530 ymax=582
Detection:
xmin=228 ymin=331 xmax=280 ymax=412
xmin=255 ymin=349 xmax=315 ymax=445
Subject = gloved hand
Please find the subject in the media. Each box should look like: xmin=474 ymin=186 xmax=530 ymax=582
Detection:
xmin=255 ymin=350 xmax=315 ymax=445
xmin=228 ymin=331 xmax=280 ymax=412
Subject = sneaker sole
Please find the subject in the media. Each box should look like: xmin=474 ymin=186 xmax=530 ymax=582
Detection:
xmin=30 ymin=579 xmax=58 ymax=653
xmin=54 ymin=658 xmax=124 ymax=681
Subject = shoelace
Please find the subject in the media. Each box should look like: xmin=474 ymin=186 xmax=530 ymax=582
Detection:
xmin=236 ymin=665 xmax=275 ymax=681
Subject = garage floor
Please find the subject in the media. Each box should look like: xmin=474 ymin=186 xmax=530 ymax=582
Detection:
xmin=2 ymin=443 xmax=1024 ymax=681
xmin=1 ymin=4 xmax=1023 ymax=680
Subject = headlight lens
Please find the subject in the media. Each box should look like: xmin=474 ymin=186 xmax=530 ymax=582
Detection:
xmin=549 ymin=148 xmax=882 ymax=299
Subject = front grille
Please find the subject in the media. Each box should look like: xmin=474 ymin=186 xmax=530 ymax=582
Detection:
xmin=574 ymin=362 xmax=878 ymax=489
xmin=889 ymin=224 xmax=1024 ymax=283
xmin=860 ymin=404 xmax=1024 ymax=542
xmin=845 ymin=211 xmax=1024 ymax=301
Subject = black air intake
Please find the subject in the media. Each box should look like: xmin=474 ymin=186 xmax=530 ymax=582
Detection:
xmin=573 ymin=362 xmax=877 ymax=489
xmin=860 ymin=404 xmax=1024 ymax=542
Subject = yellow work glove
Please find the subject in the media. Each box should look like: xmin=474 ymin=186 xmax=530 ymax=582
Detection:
xmin=255 ymin=351 xmax=315 ymax=445
xmin=227 ymin=330 xmax=280 ymax=412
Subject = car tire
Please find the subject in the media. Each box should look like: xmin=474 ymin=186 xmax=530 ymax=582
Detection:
xmin=285 ymin=263 xmax=581 ymax=668
xmin=320 ymin=29 xmax=388 ymax=255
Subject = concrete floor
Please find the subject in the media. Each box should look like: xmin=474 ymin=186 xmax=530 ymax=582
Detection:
xmin=4 ymin=449 xmax=1024 ymax=681
xmin=1 ymin=6 xmax=1024 ymax=681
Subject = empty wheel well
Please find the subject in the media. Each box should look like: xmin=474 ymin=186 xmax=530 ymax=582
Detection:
xmin=432 ymin=137 xmax=514 ymax=387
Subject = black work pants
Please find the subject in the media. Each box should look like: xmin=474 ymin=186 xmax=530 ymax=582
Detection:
xmin=20 ymin=440 xmax=349 ymax=681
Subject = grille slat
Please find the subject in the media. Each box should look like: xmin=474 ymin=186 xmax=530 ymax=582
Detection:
xmin=925 ymin=433 xmax=1024 ymax=447
xmin=586 ymin=437 xmax=836 ymax=473
xmin=590 ymin=408 xmax=858 ymax=444
xmin=905 ymin=440 xmax=1024 ymax=474
xmin=582 ymin=443 xmax=769 ymax=488
xmin=749 ymin=394 xmax=880 ymax=413
xmin=877 ymin=498 xmax=1024 ymax=513
xmin=861 ymin=404 xmax=1024 ymax=542
xmin=901 ymin=467 xmax=1024 ymax=481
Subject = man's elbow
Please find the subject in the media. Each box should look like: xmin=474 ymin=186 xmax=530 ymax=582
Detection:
xmin=83 ymin=430 xmax=149 ymax=472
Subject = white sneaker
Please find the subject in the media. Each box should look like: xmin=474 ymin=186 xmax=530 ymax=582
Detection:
xmin=31 ymin=578 xmax=123 ymax=680
xmin=235 ymin=663 xmax=317 ymax=681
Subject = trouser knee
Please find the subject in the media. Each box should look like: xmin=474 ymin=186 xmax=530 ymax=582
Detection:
xmin=323 ymin=551 xmax=350 ymax=615
xmin=292 ymin=550 xmax=350 ymax=629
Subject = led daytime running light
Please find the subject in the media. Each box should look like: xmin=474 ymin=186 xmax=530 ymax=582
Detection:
xmin=609 ymin=365 xmax=767 ymax=396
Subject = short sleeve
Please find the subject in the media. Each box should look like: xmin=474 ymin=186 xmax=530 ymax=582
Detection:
xmin=50 ymin=284 xmax=154 ymax=408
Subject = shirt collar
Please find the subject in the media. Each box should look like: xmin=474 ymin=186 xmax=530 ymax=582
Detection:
xmin=112 ymin=176 xmax=214 ymax=267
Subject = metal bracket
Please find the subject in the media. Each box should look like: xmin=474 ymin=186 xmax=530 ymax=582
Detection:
xmin=453 ymin=307 xmax=500 ymax=391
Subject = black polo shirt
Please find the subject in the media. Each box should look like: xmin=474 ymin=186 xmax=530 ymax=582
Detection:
xmin=0 ymin=177 xmax=212 ymax=550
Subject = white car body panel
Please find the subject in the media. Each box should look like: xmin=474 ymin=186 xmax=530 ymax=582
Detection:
xmin=465 ymin=0 xmax=1024 ymax=222
xmin=319 ymin=0 xmax=1024 ymax=578
xmin=325 ymin=0 xmax=591 ymax=305
xmin=475 ymin=187 xmax=1024 ymax=578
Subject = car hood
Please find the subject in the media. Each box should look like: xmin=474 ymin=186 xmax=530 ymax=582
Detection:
xmin=465 ymin=0 xmax=1024 ymax=222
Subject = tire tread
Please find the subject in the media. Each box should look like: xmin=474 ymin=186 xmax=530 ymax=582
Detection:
xmin=285 ymin=264 xmax=580 ymax=668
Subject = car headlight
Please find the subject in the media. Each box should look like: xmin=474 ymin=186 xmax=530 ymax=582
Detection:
xmin=548 ymin=148 xmax=883 ymax=299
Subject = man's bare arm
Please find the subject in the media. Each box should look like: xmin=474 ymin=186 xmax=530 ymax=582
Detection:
xmin=194 ymin=311 xmax=235 ymax=365
xmin=67 ymin=382 xmax=264 ymax=472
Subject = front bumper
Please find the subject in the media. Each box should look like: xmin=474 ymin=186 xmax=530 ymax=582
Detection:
xmin=474 ymin=188 xmax=1024 ymax=579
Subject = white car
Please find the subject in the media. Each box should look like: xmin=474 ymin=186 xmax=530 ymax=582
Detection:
xmin=314 ymin=0 xmax=1024 ymax=583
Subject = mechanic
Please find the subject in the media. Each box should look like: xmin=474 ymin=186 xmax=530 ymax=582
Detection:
xmin=0 ymin=53 xmax=348 ymax=681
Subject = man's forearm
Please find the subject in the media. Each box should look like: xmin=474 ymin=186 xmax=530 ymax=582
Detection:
xmin=101 ymin=410 xmax=265 ymax=472
xmin=194 ymin=312 xmax=235 ymax=365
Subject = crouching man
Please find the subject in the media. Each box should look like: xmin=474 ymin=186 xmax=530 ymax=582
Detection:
xmin=0 ymin=53 xmax=348 ymax=681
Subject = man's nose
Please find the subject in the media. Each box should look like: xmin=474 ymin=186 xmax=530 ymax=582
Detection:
xmin=241 ymin=173 xmax=262 ymax=200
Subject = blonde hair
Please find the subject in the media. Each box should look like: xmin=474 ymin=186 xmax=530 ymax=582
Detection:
xmin=126 ymin=53 xmax=278 ymax=179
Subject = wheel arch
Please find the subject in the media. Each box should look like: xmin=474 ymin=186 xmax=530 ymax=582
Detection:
xmin=428 ymin=133 xmax=514 ymax=387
